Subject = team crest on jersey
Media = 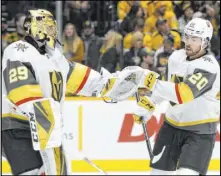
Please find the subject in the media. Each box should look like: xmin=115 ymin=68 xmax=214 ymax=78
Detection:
xmin=49 ymin=71 xmax=64 ymax=102
xmin=189 ymin=22 xmax=195 ymax=28
xmin=14 ymin=43 xmax=28 ymax=52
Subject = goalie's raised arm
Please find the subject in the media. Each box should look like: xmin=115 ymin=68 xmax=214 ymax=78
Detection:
xmin=66 ymin=63 xmax=156 ymax=101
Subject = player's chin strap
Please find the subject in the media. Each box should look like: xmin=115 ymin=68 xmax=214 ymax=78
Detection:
xmin=3 ymin=95 xmax=108 ymax=175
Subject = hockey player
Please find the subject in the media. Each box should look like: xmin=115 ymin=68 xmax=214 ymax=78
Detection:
xmin=133 ymin=18 xmax=220 ymax=175
xmin=2 ymin=9 xmax=153 ymax=175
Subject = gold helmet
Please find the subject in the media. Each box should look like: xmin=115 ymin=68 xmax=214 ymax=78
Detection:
xmin=23 ymin=9 xmax=58 ymax=49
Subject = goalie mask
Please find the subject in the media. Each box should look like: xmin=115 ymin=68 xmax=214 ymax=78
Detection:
xmin=23 ymin=9 xmax=58 ymax=49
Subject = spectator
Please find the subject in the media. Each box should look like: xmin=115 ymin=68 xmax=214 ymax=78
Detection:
xmin=15 ymin=13 xmax=26 ymax=37
xmin=117 ymin=1 xmax=136 ymax=21
xmin=191 ymin=1 xmax=206 ymax=12
xmin=140 ymin=48 xmax=155 ymax=70
xmin=151 ymin=17 xmax=181 ymax=51
xmin=143 ymin=31 xmax=153 ymax=50
xmin=140 ymin=1 xmax=155 ymax=19
xmin=120 ymin=5 xmax=144 ymax=36
xmin=164 ymin=1 xmax=174 ymax=12
xmin=123 ymin=17 xmax=144 ymax=50
xmin=81 ymin=21 xmax=103 ymax=70
xmin=141 ymin=1 xmax=173 ymax=19
xmin=97 ymin=30 xmax=122 ymax=73
xmin=64 ymin=1 xmax=92 ymax=35
xmin=173 ymin=1 xmax=186 ymax=19
xmin=2 ymin=15 xmax=8 ymax=51
xmin=154 ymin=36 xmax=175 ymax=75
xmin=3 ymin=13 xmax=26 ymax=48
xmin=144 ymin=1 xmax=178 ymax=35
xmin=123 ymin=31 xmax=144 ymax=68
xmin=62 ymin=23 xmax=84 ymax=63
xmin=202 ymin=3 xmax=220 ymax=58
xmin=178 ymin=3 xmax=194 ymax=36
xmin=205 ymin=4 xmax=219 ymax=36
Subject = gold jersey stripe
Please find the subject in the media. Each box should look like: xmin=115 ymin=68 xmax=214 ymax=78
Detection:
xmin=66 ymin=63 xmax=89 ymax=94
xmin=166 ymin=116 xmax=219 ymax=126
xmin=8 ymin=85 xmax=43 ymax=105
xmin=176 ymin=82 xmax=194 ymax=104
xmin=2 ymin=113 xmax=28 ymax=121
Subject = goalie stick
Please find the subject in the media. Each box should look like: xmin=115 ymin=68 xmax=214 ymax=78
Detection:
xmin=135 ymin=92 xmax=154 ymax=160
xmin=3 ymin=95 xmax=107 ymax=175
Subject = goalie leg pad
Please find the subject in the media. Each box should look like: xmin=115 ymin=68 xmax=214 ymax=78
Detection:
xmin=19 ymin=98 xmax=62 ymax=150
xmin=39 ymin=145 xmax=67 ymax=175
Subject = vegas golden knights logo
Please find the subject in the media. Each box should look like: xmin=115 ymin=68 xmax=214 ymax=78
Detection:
xmin=49 ymin=71 xmax=63 ymax=102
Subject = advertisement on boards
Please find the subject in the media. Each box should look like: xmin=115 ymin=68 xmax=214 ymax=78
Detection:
xmin=2 ymin=98 xmax=220 ymax=174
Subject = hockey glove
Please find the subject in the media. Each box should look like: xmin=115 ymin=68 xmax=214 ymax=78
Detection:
xmin=133 ymin=96 xmax=156 ymax=124
xmin=139 ymin=70 xmax=159 ymax=91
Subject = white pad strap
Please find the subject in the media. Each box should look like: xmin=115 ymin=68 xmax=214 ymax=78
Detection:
xmin=150 ymin=168 xmax=176 ymax=175
xmin=19 ymin=168 xmax=39 ymax=175
xmin=176 ymin=168 xmax=199 ymax=175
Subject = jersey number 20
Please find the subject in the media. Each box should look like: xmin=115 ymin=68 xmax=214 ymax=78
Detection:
xmin=188 ymin=73 xmax=208 ymax=91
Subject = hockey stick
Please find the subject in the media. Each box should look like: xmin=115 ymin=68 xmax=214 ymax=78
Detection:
xmin=135 ymin=92 xmax=154 ymax=160
xmin=82 ymin=156 xmax=107 ymax=175
xmin=3 ymin=95 xmax=107 ymax=175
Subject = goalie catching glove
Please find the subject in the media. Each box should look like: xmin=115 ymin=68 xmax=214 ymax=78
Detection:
xmin=133 ymin=96 xmax=156 ymax=124
xmin=97 ymin=66 xmax=160 ymax=102
xmin=98 ymin=66 xmax=147 ymax=101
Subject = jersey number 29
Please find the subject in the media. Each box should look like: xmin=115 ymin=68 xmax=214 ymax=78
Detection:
xmin=9 ymin=66 xmax=28 ymax=83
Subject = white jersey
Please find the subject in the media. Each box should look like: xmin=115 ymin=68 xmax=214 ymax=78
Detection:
xmin=2 ymin=39 xmax=105 ymax=131
xmin=152 ymin=49 xmax=220 ymax=134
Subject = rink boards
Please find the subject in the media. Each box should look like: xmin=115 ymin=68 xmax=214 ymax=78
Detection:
xmin=2 ymin=97 xmax=220 ymax=173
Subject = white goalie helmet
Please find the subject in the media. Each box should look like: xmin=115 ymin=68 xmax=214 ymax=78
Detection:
xmin=184 ymin=17 xmax=213 ymax=49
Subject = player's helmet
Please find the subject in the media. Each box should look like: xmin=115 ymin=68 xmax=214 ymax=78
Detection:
xmin=184 ymin=18 xmax=213 ymax=50
xmin=23 ymin=9 xmax=58 ymax=49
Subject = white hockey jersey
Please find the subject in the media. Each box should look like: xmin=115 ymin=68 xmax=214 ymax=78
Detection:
xmin=1 ymin=38 xmax=108 ymax=131
xmin=152 ymin=49 xmax=220 ymax=134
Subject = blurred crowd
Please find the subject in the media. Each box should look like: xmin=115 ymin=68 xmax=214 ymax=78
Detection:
xmin=2 ymin=1 xmax=220 ymax=77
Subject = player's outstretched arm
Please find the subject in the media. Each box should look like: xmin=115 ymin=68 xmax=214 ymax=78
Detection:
xmin=66 ymin=62 xmax=156 ymax=101
xmin=142 ymin=68 xmax=218 ymax=105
